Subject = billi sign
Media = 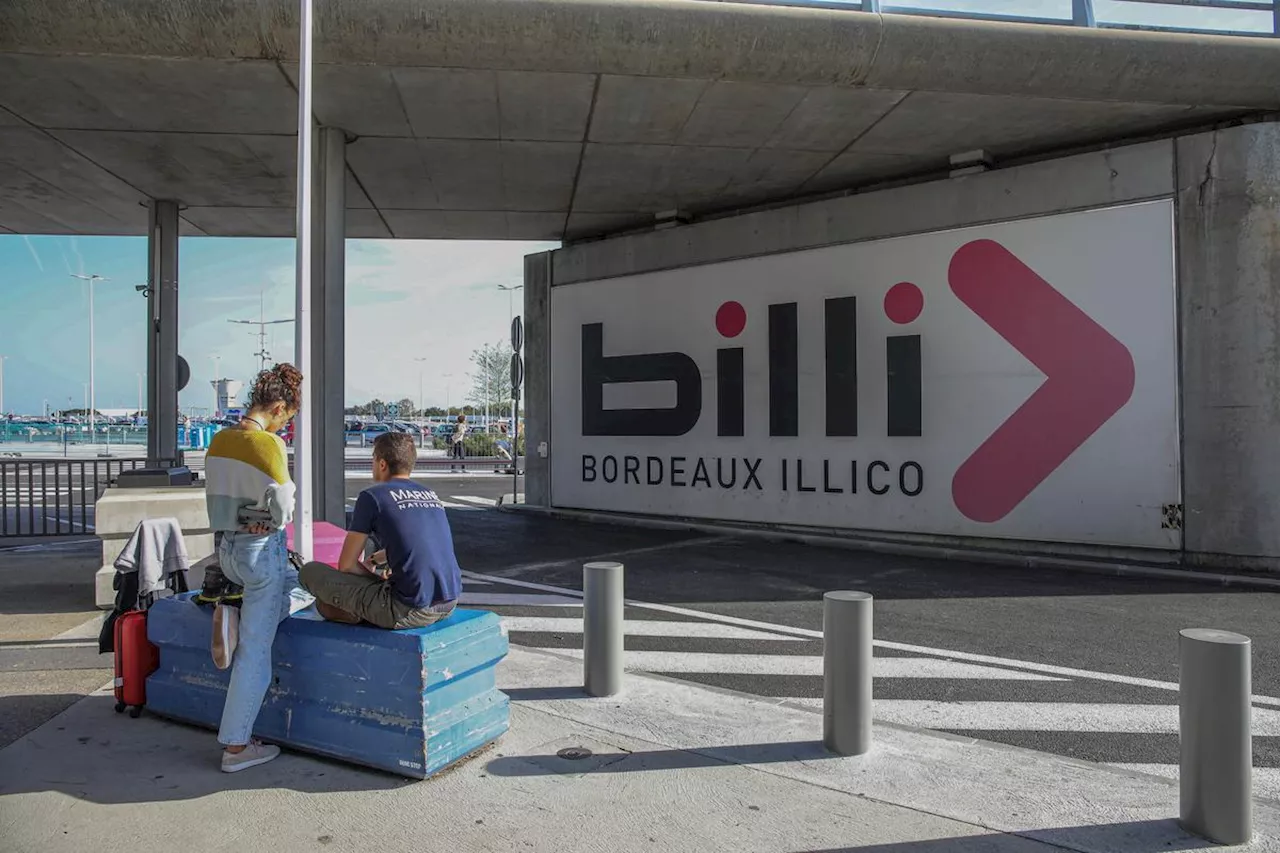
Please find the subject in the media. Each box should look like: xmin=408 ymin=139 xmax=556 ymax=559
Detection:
xmin=550 ymin=201 xmax=1181 ymax=549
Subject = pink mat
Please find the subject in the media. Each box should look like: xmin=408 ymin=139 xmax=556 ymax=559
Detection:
xmin=286 ymin=521 xmax=347 ymax=567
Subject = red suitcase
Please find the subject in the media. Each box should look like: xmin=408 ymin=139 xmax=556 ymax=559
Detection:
xmin=113 ymin=610 xmax=159 ymax=718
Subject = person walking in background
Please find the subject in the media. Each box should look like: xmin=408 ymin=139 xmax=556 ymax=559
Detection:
xmin=449 ymin=414 xmax=468 ymax=473
xmin=202 ymin=363 xmax=303 ymax=773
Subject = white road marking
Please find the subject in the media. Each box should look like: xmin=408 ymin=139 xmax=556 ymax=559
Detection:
xmin=452 ymin=495 xmax=498 ymax=507
xmin=549 ymin=649 xmax=1065 ymax=681
xmin=500 ymin=616 xmax=805 ymax=642
xmin=783 ymin=699 xmax=1280 ymax=735
xmin=461 ymin=567 xmax=1280 ymax=708
xmin=441 ymin=501 xmax=484 ymax=511
xmin=44 ymin=514 xmax=94 ymax=531
xmin=460 ymin=592 xmax=583 ymax=607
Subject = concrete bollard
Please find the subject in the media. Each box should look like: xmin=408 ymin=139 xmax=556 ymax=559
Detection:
xmin=583 ymin=561 xmax=624 ymax=697
xmin=1179 ymin=628 xmax=1252 ymax=845
xmin=823 ymin=590 xmax=873 ymax=756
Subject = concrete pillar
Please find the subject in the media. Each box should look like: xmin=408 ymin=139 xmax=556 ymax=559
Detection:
xmin=308 ymin=127 xmax=347 ymax=526
xmin=1178 ymin=121 xmax=1280 ymax=562
xmin=523 ymin=251 xmax=552 ymax=507
xmin=146 ymin=199 xmax=180 ymax=466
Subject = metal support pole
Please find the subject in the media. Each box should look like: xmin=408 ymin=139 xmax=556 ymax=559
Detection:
xmin=583 ymin=561 xmax=624 ymax=697
xmin=1071 ymin=0 xmax=1096 ymax=27
xmin=823 ymin=590 xmax=873 ymax=756
xmin=293 ymin=0 xmax=316 ymax=561
xmin=1180 ymin=628 xmax=1252 ymax=845
xmin=146 ymin=200 xmax=180 ymax=467
xmin=311 ymin=126 xmax=347 ymax=527
xmin=513 ymin=396 xmax=519 ymax=503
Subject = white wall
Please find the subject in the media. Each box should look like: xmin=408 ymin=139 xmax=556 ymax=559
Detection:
xmin=549 ymin=201 xmax=1181 ymax=549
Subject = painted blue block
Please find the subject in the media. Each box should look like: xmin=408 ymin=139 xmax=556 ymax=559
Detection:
xmin=145 ymin=593 xmax=509 ymax=779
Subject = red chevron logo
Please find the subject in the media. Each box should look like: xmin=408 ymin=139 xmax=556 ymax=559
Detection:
xmin=949 ymin=240 xmax=1135 ymax=523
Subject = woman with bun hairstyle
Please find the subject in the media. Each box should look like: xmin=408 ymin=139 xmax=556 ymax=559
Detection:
xmin=202 ymin=363 xmax=303 ymax=772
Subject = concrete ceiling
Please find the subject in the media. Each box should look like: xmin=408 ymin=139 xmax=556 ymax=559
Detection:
xmin=1 ymin=0 xmax=1277 ymax=242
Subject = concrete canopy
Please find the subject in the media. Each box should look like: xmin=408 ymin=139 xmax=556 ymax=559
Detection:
xmin=1 ymin=0 xmax=1278 ymax=242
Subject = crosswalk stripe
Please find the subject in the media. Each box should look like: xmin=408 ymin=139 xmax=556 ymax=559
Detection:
xmin=500 ymin=616 xmax=805 ymax=642
xmin=549 ymin=649 xmax=1065 ymax=681
xmin=452 ymin=495 xmax=497 ymax=507
xmin=461 ymin=592 xmax=583 ymax=607
xmin=782 ymin=699 xmax=1280 ymax=735
xmin=441 ymin=501 xmax=484 ymax=511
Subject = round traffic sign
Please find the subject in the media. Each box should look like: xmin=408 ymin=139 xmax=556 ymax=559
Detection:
xmin=511 ymin=316 xmax=523 ymax=353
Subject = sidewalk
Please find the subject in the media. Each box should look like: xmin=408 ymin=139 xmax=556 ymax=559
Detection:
xmin=2 ymin=638 xmax=1277 ymax=852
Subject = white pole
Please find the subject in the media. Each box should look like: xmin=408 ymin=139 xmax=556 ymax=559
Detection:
xmin=293 ymin=0 xmax=315 ymax=561
xmin=88 ymin=278 xmax=96 ymax=448
xmin=136 ymin=373 xmax=143 ymax=418
xmin=0 ymin=355 xmax=6 ymax=415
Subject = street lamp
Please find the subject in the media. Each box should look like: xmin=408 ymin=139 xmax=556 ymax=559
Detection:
xmin=498 ymin=283 xmax=523 ymax=324
xmin=0 ymin=355 xmax=7 ymax=416
xmin=70 ymin=273 xmax=108 ymax=446
xmin=414 ymin=357 xmax=430 ymax=420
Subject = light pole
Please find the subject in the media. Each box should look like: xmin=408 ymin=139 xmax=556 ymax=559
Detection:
xmin=70 ymin=273 xmax=108 ymax=447
xmin=498 ymin=283 xmax=524 ymax=438
xmin=413 ymin=357 xmax=431 ymax=421
xmin=136 ymin=373 xmax=143 ymax=420
xmin=0 ymin=354 xmax=7 ymax=416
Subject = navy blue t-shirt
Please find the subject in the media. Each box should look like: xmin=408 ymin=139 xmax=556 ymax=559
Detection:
xmin=349 ymin=479 xmax=462 ymax=609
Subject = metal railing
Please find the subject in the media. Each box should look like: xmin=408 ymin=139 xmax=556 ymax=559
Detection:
xmin=0 ymin=457 xmax=169 ymax=538
xmin=737 ymin=0 xmax=1279 ymax=37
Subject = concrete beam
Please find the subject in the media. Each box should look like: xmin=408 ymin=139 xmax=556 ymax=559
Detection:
xmin=3 ymin=0 xmax=1279 ymax=108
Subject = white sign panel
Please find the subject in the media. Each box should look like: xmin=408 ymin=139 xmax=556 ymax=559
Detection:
xmin=550 ymin=201 xmax=1180 ymax=549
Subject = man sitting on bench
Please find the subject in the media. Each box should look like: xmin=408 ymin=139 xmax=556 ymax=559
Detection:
xmin=299 ymin=433 xmax=461 ymax=629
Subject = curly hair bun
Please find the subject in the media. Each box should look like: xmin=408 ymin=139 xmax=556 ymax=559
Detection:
xmin=248 ymin=362 xmax=303 ymax=410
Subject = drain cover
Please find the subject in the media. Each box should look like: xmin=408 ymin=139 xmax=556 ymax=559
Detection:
xmin=556 ymin=747 xmax=593 ymax=761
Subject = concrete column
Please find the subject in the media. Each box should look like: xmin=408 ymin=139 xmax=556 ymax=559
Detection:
xmin=1178 ymin=121 xmax=1280 ymax=562
xmin=523 ymin=251 xmax=552 ymax=507
xmin=146 ymin=199 xmax=180 ymax=466
xmin=1180 ymin=628 xmax=1252 ymax=844
xmin=309 ymin=127 xmax=347 ymax=526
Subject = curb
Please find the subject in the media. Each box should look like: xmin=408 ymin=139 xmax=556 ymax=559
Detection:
xmin=497 ymin=503 xmax=1280 ymax=592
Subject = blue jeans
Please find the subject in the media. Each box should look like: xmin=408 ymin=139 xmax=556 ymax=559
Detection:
xmin=216 ymin=529 xmax=298 ymax=746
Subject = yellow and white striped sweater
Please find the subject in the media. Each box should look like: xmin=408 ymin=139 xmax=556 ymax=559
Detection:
xmin=204 ymin=428 xmax=296 ymax=532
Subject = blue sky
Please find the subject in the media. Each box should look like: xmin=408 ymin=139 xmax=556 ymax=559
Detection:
xmin=0 ymin=235 xmax=554 ymax=416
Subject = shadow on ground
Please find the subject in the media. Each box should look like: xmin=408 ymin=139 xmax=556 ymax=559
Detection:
xmin=0 ymin=694 xmax=409 ymax=802
xmin=797 ymin=819 xmax=1219 ymax=851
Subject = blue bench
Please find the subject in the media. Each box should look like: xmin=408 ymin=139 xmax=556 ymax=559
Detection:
xmin=145 ymin=593 xmax=509 ymax=779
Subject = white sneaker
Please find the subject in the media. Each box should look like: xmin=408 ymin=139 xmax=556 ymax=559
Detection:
xmin=221 ymin=741 xmax=280 ymax=773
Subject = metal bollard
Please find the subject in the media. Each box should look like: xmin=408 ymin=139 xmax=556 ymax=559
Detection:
xmin=1180 ymin=628 xmax=1252 ymax=845
xmin=583 ymin=561 xmax=624 ymax=697
xmin=823 ymin=590 xmax=873 ymax=756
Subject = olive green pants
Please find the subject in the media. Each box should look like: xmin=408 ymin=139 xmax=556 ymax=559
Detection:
xmin=298 ymin=562 xmax=455 ymax=630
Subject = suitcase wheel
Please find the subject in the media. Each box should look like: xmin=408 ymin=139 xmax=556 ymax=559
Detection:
xmin=128 ymin=706 xmax=143 ymax=719
xmin=115 ymin=701 xmax=126 ymax=714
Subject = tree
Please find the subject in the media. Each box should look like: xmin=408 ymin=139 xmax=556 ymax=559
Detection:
xmin=468 ymin=341 xmax=510 ymax=417
xmin=395 ymin=398 xmax=417 ymax=419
